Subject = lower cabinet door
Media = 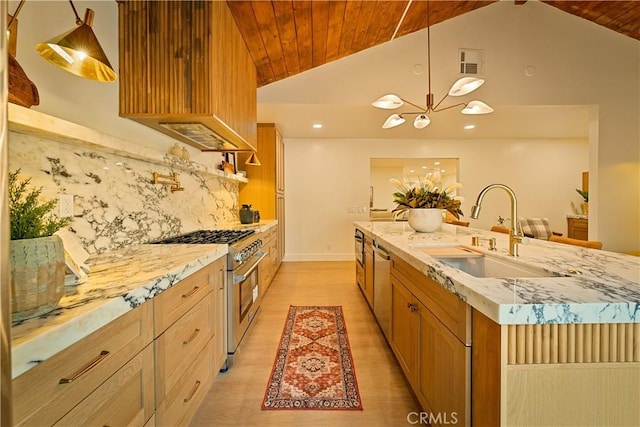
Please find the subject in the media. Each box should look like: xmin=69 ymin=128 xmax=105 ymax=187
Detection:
xmin=389 ymin=278 xmax=418 ymax=383
xmin=155 ymin=291 xmax=215 ymax=400
xmin=55 ymin=344 xmax=155 ymax=427
xmin=416 ymin=304 xmax=470 ymax=426
xmin=156 ymin=338 xmax=216 ymax=426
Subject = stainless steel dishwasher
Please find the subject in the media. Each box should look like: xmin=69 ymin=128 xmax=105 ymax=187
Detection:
xmin=372 ymin=240 xmax=391 ymax=340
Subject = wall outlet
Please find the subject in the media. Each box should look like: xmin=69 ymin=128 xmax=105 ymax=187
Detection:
xmin=59 ymin=194 xmax=74 ymax=217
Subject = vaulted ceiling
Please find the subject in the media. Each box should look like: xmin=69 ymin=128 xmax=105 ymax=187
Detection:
xmin=226 ymin=0 xmax=640 ymax=87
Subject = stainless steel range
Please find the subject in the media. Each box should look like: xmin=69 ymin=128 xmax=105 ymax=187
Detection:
xmin=152 ymin=229 xmax=265 ymax=369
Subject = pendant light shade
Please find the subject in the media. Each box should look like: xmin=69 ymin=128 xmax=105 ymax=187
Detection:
xmin=448 ymin=77 xmax=485 ymax=97
xmin=382 ymin=114 xmax=406 ymax=129
xmin=36 ymin=7 xmax=117 ymax=82
xmin=372 ymin=94 xmax=404 ymax=109
xmin=245 ymin=151 xmax=261 ymax=166
xmin=461 ymin=100 xmax=494 ymax=115
xmin=413 ymin=114 xmax=431 ymax=129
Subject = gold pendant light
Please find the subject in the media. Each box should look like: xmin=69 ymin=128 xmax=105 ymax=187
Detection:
xmin=245 ymin=152 xmax=262 ymax=166
xmin=36 ymin=1 xmax=117 ymax=82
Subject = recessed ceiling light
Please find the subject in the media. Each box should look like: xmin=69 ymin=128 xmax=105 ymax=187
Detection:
xmin=421 ymin=166 xmax=428 ymax=169
xmin=409 ymin=169 xmax=415 ymax=174
xmin=464 ymin=124 xmax=475 ymax=130
xmin=441 ymin=169 xmax=446 ymax=173
xmin=312 ymin=123 xmax=323 ymax=129
xmin=434 ymin=161 xmax=440 ymax=166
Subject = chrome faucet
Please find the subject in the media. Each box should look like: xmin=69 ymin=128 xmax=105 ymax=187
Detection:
xmin=471 ymin=184 xmax=522 ymax=257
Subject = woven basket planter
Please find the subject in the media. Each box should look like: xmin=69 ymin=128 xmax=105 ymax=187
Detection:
xmin=10 ymin=235 xmax=65 ymax=322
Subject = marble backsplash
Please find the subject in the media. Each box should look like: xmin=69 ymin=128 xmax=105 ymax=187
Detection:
xmin=9 ymin=132 xmax=240 ymax=254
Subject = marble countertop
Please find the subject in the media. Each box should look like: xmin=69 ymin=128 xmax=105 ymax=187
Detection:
xmin=355 ymin=221 xmax=639 ymax=326
xmin=11 ymin=244 xmax=228 ymax=379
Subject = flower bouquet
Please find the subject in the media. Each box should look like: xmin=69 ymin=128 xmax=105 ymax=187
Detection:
xmin=390 ymin=171 xmax=464 ymax=219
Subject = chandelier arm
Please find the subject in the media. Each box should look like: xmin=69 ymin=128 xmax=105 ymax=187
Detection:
xmin=398 ymin=111 xmax=430 ymax=116
xmin=427 ymin=0 xmax=432 ymax=98
xmin=69 ymin=0 xmax=83 ymax=25
xmin=400 ymin=98 xmax=428 ymax=112
xmin=432 ymin=93 xmax=452 ymax=111
xmin=432 ymin=102 xmax=467 ymax=113
xmin=7 ymin=0 xmax=27 ymax=29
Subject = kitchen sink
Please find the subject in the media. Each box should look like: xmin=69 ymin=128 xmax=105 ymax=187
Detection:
xmin=436 ymin=254 xmax=557 ymax=278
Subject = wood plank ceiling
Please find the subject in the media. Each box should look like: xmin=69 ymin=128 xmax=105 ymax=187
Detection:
xmin=226 ymin=0 xmax=640 ymax=88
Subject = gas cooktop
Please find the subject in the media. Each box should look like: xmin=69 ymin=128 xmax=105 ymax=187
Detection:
xmin=151 ymin=229 xmax=255 ymax=245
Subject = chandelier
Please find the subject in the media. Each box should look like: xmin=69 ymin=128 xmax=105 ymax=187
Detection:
xmin=372 ymin=0 xmax=493 ymax=129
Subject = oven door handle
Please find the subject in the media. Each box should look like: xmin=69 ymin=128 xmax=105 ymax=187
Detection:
xmin=233 ymin=251 xmax=266 ymax=284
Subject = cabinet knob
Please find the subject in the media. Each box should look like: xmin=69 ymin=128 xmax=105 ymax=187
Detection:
xmin=407 ymin=303 xmax=418 ymax=313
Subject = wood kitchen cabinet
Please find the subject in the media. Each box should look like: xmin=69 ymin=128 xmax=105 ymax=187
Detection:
xmin=389 ymin=255 xmax=471 ymax=426
xmin=12 ymin=303 xmax=155 ymax=427
xmin=118 ymin=1 xmax=257 ymax=151
xmin=567 ymin=217 xmax=588 ymax=240
xmin=362 ymin=236 xmax=375 ymax=308
xmin=154 ymin=258 xmax=225 ymax=426
xmin=12 ymin=258 xmax=227 ymax=427
xmin=239 ymin=124 xmax=285 ymax=270
xmin=258 ymin=225 xmax=278 ymax=295
xmin=390 ymin=277 xmax=418 ymax=381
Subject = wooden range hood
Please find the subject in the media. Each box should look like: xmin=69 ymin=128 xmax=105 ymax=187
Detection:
xmin=117 ymin=1 xmax=257 ymax=152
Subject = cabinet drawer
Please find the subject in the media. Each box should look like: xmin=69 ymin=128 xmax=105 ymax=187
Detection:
xmin=55 ymin=344 xmax=154 ymax=427
xmin=155 ymin=291 xmax=215 ymax=401
xmin=391 ymin=255 xmax=471 ymax=344
xmin=154 ymin=263 xmax=215 ymax=335
xmin=156 ymin=338 xmax=217 ymax=427
xmin=13 ymin=303 xmax=153 ymax=426
xmin=268 ymin=226 xmax=277 ymax=241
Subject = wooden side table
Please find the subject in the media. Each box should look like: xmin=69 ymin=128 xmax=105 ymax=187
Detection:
xmin=567 ymin=217 xmax=588 ymax=241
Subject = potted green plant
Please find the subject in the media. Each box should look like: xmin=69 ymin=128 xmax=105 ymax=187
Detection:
xmin=390 ymin=171 xmax=463 ymax=232
xmin=9 ymin=169 xmax=71 ymax=322
xmin=576 ymin=189 xmax=589 ymax=215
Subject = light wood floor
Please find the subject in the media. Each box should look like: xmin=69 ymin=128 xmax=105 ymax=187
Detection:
xmin=190 ymin=261 xmax=421 ymax=426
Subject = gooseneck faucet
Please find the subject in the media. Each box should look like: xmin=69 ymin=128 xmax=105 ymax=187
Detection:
xmin=470 ymin=184 xmax=522 ymax=257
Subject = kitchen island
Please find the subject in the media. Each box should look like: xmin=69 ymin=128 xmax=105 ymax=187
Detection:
xmin=355 ymin=221 xmax=639 ymax=426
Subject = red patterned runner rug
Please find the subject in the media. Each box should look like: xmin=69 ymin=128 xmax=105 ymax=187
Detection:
xmin=262 ymin=306 xmax=363 ymax=410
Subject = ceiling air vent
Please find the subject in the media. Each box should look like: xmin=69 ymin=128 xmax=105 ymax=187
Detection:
xmin=459 ymin=49 xmax=484 ymax=76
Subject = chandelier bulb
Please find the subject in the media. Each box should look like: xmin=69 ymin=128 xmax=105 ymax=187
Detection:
xmin=413 ymin=115 xmax=431 ymax=129
xmin=372 ymin=94 xmax=404 ymax=110
xmin=382 ymin=114 xmax=406 ymax=129
xmin=461 ymin=100 xmax=494 ymax=115
xmin=448 ymin=77 xmax=485 ymax=97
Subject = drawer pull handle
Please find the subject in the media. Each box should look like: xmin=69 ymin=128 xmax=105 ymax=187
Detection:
xmin=59 ymin=350 xmax=110 ymax=384
xmin=181 ymin=286 xmax=200 ymax=299
xmin=183 ymin=328 xmax=201 ymax=345
xmin=183 ymin=380 xmax=201 ymax=403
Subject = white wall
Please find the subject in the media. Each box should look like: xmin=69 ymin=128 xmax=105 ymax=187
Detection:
xmin=284 ymin=137 xmax=588 ymax=261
